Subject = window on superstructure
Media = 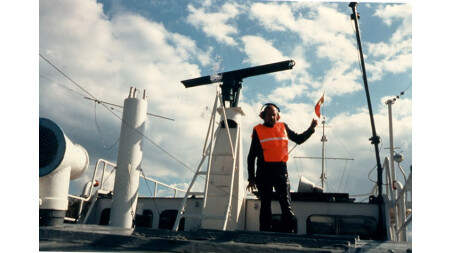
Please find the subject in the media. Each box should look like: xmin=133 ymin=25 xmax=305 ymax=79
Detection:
xmin=135 ymin=209 xmax=153 ymax=228
xmin=307 ymin=215 xmax=377 ymax=240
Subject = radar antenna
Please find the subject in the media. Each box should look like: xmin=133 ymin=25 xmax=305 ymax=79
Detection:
xmin=181 ymin=60 xmax=295 ymax=107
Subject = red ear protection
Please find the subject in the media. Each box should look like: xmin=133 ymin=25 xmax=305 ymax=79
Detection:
xmin=259 ymin=103 xmax=281 ymax=120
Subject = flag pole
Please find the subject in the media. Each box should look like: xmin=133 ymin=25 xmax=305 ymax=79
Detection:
xmin=320 ymin=94 xmax=326 ymax=188
xmin=288 ymin=94 xmax=323 ymax=156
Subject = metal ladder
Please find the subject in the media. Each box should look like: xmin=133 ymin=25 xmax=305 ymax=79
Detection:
xmin=172 ymin=89 xmax=240 ymax=231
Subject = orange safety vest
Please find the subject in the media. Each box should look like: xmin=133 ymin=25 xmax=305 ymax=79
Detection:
xmin=254 ymin=122 xmax=289 ymax=162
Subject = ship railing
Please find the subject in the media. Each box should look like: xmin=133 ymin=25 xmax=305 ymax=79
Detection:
xmin=382 ymin=157 xmax=412 ymax=242
xmin=65 ymin=159 xmax=115 ymax=222
xmin=68 ymin=159 xmax=117 ymax=201
xmin=140 ymin=173 xmax=187 ymax=197
xmin=66 ymin=158 xmax=186 ymax=223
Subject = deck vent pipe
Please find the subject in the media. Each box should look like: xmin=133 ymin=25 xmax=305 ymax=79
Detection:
xmin=109 ymin=88 xmax=147 ymax=228
xmin=39 ymin=118 xmax=89 ymax=226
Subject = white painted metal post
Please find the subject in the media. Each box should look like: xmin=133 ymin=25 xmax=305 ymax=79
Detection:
xmin=110 ymin=88 xmax=147 ymax=228
xmin=386 ymin=99 xmax=400 ymax=241
xmin=394 ymin=181 xmax=407 ymax=241
xmin=387 ymin=100 xmax=397 ymax=200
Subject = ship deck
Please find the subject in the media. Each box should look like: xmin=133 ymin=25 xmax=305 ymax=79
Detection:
xmin=39 ymin=224 xmax=411 ymax=252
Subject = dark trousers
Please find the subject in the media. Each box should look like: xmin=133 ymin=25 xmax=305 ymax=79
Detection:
xmin=256 ymin=162 xmax=295 ymax=232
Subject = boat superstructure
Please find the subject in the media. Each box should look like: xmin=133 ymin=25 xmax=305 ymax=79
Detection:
xmin=39 ymin=2 xmax=412 ymax=252
xmin=39 ymin=83 xmax=411 ymax=251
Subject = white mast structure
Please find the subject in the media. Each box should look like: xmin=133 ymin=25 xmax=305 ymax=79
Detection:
xmin=319 ymin=117 xmax=328 ymax=188
xmin=386 ymin=99 xmax=397 ymax=200
xmin=384 ymin=86 xmax=409 ymax=193
xmin=384 ymin=87 xmax=411 ymax=241
xmin=110 ymin=87 xmax=147 ymax=228
xmin=295 ymin=97 xmax=353 ymax=190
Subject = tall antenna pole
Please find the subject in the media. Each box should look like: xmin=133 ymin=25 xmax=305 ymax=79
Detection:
xmin=320 ymin=119 xmax=327 ymax=188
xmin=386 ymin=99 xmax=397 ymax=199
xmin=349 ymin=2 xmax=386 ymax=240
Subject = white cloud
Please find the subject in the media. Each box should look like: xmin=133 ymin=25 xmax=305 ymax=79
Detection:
xmin=241 ymin=35 xmax=298 ymax=83
xmin=39 ymin=0 xmax=412 ymax=203
xmin=249 ymin=3 xmax=297 ymax=31
xmin=322 ymin=63 xmax=362 ymax=96
xmin=241 ymin=35 xmax=285 ymax=64
xmin=274 ymin=94 xmax=412 ymax=196
xmin=240 ymin=35 xmax=311 ymax=104
xmin=267 ymin=84 xmax=308 ymax=105
xmin=306 ymin=97 xmax=412 ymax=196
xmin=366 ymin=3 xmax=412 ymax=81
xmin=186 ymin=2 xmax=241 ymax=46
xmin=374 ymin=3 xmax=412 ymax=27
xmin=247 ymin=2 xmax=364 ymax=98
xmin=40 ymin=0 xmax=219 ymax=194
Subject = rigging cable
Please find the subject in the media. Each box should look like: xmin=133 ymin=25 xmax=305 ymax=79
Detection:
xmin=40 ymin=54 xmax=201 ymax=218
xmin=329 ymin=128 xmax=354 ymax=192
xmin=40 ymin=55 xmax=122 ymax=150
xmin=94 ymin=102 xmax=120 ymax=150
xmin=338 ymin=159 xmax=348 ymax=192
xmin=139 ymin=169 xmax=162 ymax=217
xmin=293 ymin=150 xmax=302 ymax=185
xmin=40 ymin=72 xmax=121 ymax=150
xmin=343 ymin=160 xmax=354 ymax=192
xmin=104 ymin=167 xmax=115 ymax=187
xmin=349 ymin=19 xmax=365 ymax=82
xmin=84 ymin=97 xmax=175 ymax=121
xmin=40 ymin=54 xmax=99 ymax=101
xmin=367 ymin=164 xmax=389 ymax=186
xmin=324 ymin=179 xmax=337 ymax=193
xmin=40 ymin=53 xmax=240 ymax=204
xmin=39 ymin=74 xmax=86 ymax=98
xmin=39 ymin=54 xmax=190 ymax=171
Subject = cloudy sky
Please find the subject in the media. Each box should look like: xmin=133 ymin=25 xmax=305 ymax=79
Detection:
xmin=37 ymin=0 xmax=416 ymax=201
xmin=0 ymin=0 xmax=439 ymax=249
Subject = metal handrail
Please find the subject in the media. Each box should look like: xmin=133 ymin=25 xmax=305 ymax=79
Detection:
xmin=66 ymin=159 xmax=116 ymax=223
xmin=139 ymin=174 xmax=187 ymax=197
xmin=66 ymin=158 xmax=186 ymax=223
xmin=67 ymin=159 xmax=115 ymax=202
xmin=382 ymin=157 xmax=412 ymax=242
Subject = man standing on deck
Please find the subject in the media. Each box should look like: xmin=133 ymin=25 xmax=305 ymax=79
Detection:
xmin=246 ymin=103 xmax=318 ymax=232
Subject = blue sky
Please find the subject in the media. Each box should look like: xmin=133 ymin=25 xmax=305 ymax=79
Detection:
xmin=37 ymin=0 xmax=414 ymax=201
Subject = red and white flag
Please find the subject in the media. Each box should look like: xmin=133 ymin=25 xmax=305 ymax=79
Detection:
xmin=315 ymin=94 xmax=324 ymax=118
